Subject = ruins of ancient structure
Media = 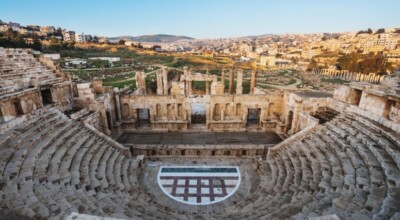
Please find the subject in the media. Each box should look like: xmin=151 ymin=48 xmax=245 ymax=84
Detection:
xmin=0 ymin=47 xmax=400 ymax=219
xmin=315 ymin=68 xmax=386 ymax=84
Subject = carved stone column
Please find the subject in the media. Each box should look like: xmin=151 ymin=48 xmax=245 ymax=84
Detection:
xmin=236 ymin=69 xmax=243 ymax=95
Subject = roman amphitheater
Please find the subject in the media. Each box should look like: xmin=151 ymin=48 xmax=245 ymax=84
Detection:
xmin=0 ymin=47 xmax=400 ymax=220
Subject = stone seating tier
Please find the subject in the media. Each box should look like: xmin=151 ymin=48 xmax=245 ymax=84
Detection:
xmin=0 ymin=106 xmax=399 ymax=219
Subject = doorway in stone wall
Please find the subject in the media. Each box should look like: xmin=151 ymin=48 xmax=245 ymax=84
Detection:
xmin=41 ymin=88 xmax=53 ymax=105
xmin=191 ymin=103 xmax=206 ymax=129
xmin=247 ymin=108 xmax=261 ymax=128
xmin=137 ymin=108 xmax=150 ymax=128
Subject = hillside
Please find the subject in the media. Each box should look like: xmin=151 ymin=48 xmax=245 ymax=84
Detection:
xmin=110 ymin=34 xmax=194 ymax=43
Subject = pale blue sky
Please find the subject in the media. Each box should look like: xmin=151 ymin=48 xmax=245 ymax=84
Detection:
xmin=0 ymin=0 xmax=399 ymax=38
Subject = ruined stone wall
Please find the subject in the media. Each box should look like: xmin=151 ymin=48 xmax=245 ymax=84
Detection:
xmin=333 ymin=86 xmax=362 ymax=105
xmin=207 ymin=93 xmax=285 ymax=131
xmin=170 ymin=82 xmax=185 ymax=96
xmin=51 ymin=83 xmax=73 ymax=110
xmin=82 ymin=111 xmax=102 ymax=130
xmin=119 ymin=92 xmax=287 ymax=132
xmin=285 ymin=92 xmax=331 ymax=134
xmin=359 ymin=92 xmax=391 ymax=117
xmin=0 ymin=89 xmax=42 ymax=123
xmin=120 ymin=95 xmax=190 ymax=131
xmin=389 ymin=101 xmax=400 ymax=123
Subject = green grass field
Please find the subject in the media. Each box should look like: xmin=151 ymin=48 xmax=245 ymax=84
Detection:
xmin=103 ymin=80 xmax=136 ymax=89
xmin=321 ymin=77 xmax=350 ymax=84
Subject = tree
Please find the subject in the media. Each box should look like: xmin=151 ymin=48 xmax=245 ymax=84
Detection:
xmin=367 ymin=28 xmax=373 ymax=34
xmin=376 ymin=28 xmax=385 ymax=34
xmin=307 ymin=59 xmax=318 ymax=71
xmin=118 ymin=39 xmax=126 ymax=45
xmin=336 ymin=52 xmax=393 ymax=74
xmin=0 ymin=27 xmax=42 ymax=51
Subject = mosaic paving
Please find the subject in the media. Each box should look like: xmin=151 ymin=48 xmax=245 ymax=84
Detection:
xmin=157 ymin=166 xmax=241 ymax=205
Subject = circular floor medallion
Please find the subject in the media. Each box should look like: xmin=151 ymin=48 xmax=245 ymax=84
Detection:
xmin=157 ymin=166 xmax=241 ymax=205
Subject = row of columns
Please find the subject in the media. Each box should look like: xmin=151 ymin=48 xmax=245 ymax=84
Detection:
xmin=156 ymin=68 xmax=169 ymax=95
xmin=314 ymin=68 xmax=385 ymax=84
xmin=221 ymin=68 xmax=257 ymax=95
xmin=155 ymin=66 xmax=258 ymax=96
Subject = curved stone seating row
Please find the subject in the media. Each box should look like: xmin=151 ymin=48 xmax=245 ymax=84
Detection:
xmin=213 ymin=112 xmax=399 ymax=219
xmin=0 ymin=48 xmax=63 ymax=92
xmin=0 ymin=106 xmax=399 ymax=219
xmin=0 ymin=109 xmax=182 ymax=219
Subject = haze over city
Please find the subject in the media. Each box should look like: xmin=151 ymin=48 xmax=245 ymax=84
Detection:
xmin=1 ymin=0 xmax=400 ymax=38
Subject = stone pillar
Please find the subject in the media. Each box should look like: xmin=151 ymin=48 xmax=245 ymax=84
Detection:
xmin=229 ymin=69 xmax=234 ymax=94
xmin=250 ymin=69 xmax=257 ymax=95
xmin=206 ymin=81 xmax=210 ymax=95
xmin=188 ymin=81 xmax=192 ymax=95
xmin=115 ymin=93 xmax=122 ymax=120
xmin=156 ymin=70 xmax=163 ymax=95
xmin=236 ymin=69 xmax=243 ymax=95
xmin=221 ymin=69 xmax=225 ymax=83
xmin=162 ymin=68 xmax=168 ymax=95
xmin=142 ymin=73 xmax=147 ymax=94
xmin=183 ymin=66 xmax=189 ymax=75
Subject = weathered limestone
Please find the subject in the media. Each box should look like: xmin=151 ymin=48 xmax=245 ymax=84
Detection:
xmin=170 ymin=82 xmax=185 ymax=96
xmin=135 ymin=71 xmax=147 ymax=95
xmin=156 ymin=69 xmax=164 ymax=95
xmin=316 ymin=68 xmax=386 ymax=83
xmin=162 ymin=67 xmax=168 ymax=95
xmin=333 ymin=86 xmax=362 ymax=105
xmin=221 ymin=68 xmax=225 ymax=84
xmin=1 ymin=48 xmax=400 ymax=219
xmin=229 ymin=69 xmax=234 ymax=94
xmin=211 ymin=81 xmax=224 ymax=95
xmin=77 ymin=83 xmax=96 ymax=100
xmin=236 ymin=69 xmax=243 ymax=95
xmin=250 ymin=69 xmax=257 ymax=95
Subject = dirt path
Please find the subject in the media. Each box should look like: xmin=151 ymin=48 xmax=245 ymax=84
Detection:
xmin=257 ymin=76 xmax=302 ymax=90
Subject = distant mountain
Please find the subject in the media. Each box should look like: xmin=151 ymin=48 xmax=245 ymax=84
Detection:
xmin=109 ymin=34 xmax=194 ymax=43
